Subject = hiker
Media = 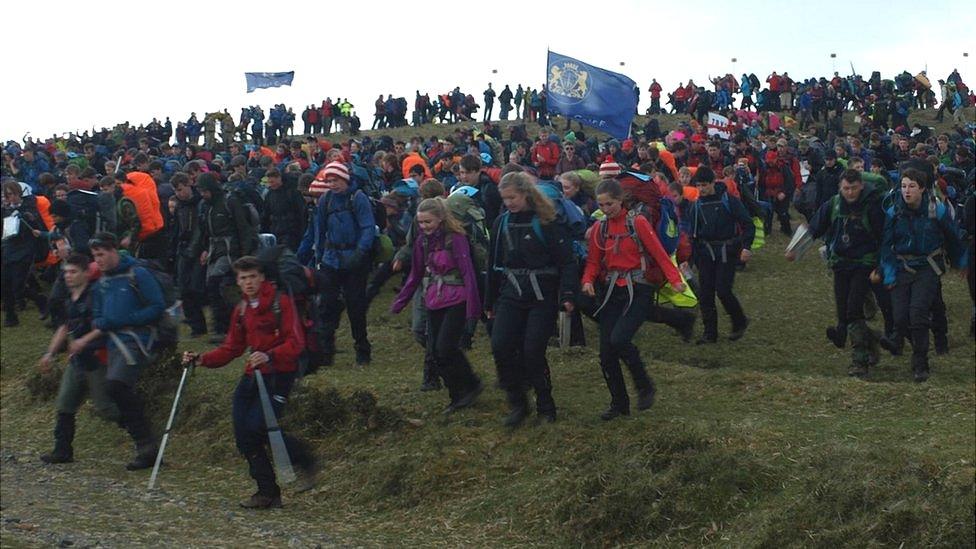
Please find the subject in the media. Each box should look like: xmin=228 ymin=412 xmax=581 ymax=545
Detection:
xmin=485 ymin=172 xmax=578 ymax=426
xmin=183 ymin=256 xmax=316 ymax=509
xmin=684 ymin=167 xmax=755 ymax=344
xmin=37 ymin=253 xmax=120 ymax=463
xmin=456 ymin=153 xmax=503 ymax=226
xmin=261 ymin=168 xmax=306 ymax=252
xmin=197 ymin=172 xmax=259 ymax=341
xmin=171 ymin=172 xmax=208 ymax=337
xmin=788 ymin=169 xmax=886 ymax=377
xmin=879 ymin=168 xmax=967 ymax=382
xmin=2 ymin=180 xmax=47 ymax=326
xmin=298 ymin=161 xmax=376 ymax=367
xmin=391 ymin=198 xmax=483 ymax=413
xmin=582 ymin=179 xmax=685 ymax=420
xmin=85 ymin=232 xmax=164 ymax=470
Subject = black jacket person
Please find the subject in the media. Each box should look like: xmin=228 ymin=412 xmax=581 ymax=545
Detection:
xmin=796 ymin=169 xmax=886 ymax=377
xmin=684 ymin=167 xmax=755 ymax=343
xmin=486 ymin=172 xmax=577 ymax=426
xmin=196 ymin=172 xmax=258 ymax=335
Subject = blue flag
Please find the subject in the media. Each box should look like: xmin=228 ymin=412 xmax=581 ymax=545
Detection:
xmin=545 ymin=52 xmax=636 ymax=139
xmin=244 ymin=71 xmax=295 ymax=93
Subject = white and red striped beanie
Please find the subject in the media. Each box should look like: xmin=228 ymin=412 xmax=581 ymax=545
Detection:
xmin=599 ymin=161 xmax=622 ymax=179
xmin=322 ymin=161 xmax=350 ymax=182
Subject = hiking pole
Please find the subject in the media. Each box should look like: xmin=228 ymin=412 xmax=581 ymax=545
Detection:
xmin=147 ymin=362 xmax=194 ymax=491
xmin=558 ymin=310 xmax=571 ymax=349
xmin=253 ymin=369 xmax=296 ymax=484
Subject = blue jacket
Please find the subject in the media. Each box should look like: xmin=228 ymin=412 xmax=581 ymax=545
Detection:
xmin=92 ymin=255 xmax=166 ymax=349
xmin=880 ymin=193 xmax=967 ymax=285
xmin=18 ymin=156 xmax=51 ymax=192
xmin=298 ymin=186 xmax=376 ymax=269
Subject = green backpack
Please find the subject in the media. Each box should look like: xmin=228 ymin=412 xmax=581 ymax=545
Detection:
xmin=445 ymin=192 xmax=489 ymax=273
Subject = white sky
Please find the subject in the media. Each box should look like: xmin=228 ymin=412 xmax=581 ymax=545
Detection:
xmin=2 ymin=0 xmax=974 ymax=140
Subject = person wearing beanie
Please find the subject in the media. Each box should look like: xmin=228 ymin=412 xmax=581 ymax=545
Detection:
xmin=298 ymin=161 xmax=376 ymax=367
xmin=599 ymin=162 xmax=623 ymax=179
xmin=879 ymin=168 xmax=967 ymax=382
xmin=197 ymin=171 xmax=259 ymax=340
xmin=684 ymin=166 xmax=755 ymax=344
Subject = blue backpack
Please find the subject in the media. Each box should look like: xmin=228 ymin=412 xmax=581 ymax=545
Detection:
xmin=535 ymin=180 xmax=588 ymax=259
xmin=655 ymin=196 xmax=681 ymax=256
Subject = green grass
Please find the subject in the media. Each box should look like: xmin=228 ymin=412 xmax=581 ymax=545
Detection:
xmin=3 ymin=110 xmax=975 ymax=547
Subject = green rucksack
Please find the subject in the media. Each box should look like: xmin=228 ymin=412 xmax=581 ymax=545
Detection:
xmin=445 ymin=191 xmax=489 ymax=273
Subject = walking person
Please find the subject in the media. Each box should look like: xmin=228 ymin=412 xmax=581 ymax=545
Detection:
xmin=879 ymin=168 xmax=967 ymax=381
xmin=485 ymin=172 xmax=578 ymax=426
xmin=391 ymin=198 xmax=483 ymax=413
xmin=684 ymin=167 xmax=755 ymax=344
xmin=183 ymin=256 xmax=317 ymax=509
xmin=581 ymin=179 xmax=685 ymax=420
xmin=85 ymin=232 xmax=164 ymax=470
xmin=37 ymin=253 xmax=120 ymax=464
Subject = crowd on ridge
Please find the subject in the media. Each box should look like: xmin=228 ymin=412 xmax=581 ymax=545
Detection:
xmin=1 ymin=66 xmax=973 ymax=510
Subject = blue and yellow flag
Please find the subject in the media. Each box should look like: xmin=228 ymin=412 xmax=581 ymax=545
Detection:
xmin=245 ymin=72 xmax=295 ymax=93
xmin=546 ymin=51 xmax=636 ymax=139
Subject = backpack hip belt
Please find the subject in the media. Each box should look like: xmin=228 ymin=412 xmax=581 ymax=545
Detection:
xmin=423 ymin=270 xmax=464 ymax=297
xmin=897 ymin=248 xmax=945 ymax=276
xmin=502 ymin=267 xmax=558 ymax=301
xmin=594 ymin=269 xmax=647 ymax=317
xmin=703 ymin=238 xmax=739 ymax=263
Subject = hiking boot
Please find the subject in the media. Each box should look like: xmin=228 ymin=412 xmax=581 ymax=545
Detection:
xmin=695 ymin=336 xmax=717 ymax=345
xmin=537 ymin=410 xmax=557 ymax=424
xmin=676 ymin=317 xmax=695 ymax=343
xmin=600 ymin=407 xmax=630 ymax=421
xmin=451 ymin=381 xmax=483 ymax=411
xmin=503 ymin=390 xmax=528 ymax=427
xmin=125 ymin=443 xmax=159 ymax=471
xmin=826 ymin=326 xmax=846 ymax=349
xmin=355 ymin=349 xmax=371 ymax=367
xmin=879 ymin=335 xmax=903 ymax=356
xmin=934 ymin=335 xmax=949 ymax=355
xmin=636 ymin=384 xmax=656 ymax=411
xmin=41 ymin=414 xmax=74 ymax=464
xmin=240 ymin=492 xmax=282 ymax=509
xmin=294 ymin=461 xmax=319 ymax=494
xmin=847 ymin=363 xmax=868 ymax=379
xmin=419 ymin=379 xmax=442 ymax=392
xmin=503 ymin=404 xmax=528 ymax=428
xmin=912 ymin=356 xmax=930 ymax=383
xmin=728 ymin=318 xmax=750 ymax=341
xmin=4 ymin=315 xmax=19 ymax=327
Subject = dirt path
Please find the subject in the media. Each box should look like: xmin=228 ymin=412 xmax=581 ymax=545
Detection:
xmin=0 ymin=448 xmax=346 ymax=548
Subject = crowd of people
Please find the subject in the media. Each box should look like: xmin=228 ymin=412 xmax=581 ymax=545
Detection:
xmin=2 ymin=66 xmax=973 ymax=510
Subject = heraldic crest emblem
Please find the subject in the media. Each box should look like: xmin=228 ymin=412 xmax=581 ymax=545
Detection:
xmin=548 ymin=61 xmax=590 ymax=103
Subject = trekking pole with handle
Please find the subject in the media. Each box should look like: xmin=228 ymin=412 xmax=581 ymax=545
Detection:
xmin=253 ymin=368 xmax=296 ymax=484
xmin=147 ymin=362 xmax=194 ymax=491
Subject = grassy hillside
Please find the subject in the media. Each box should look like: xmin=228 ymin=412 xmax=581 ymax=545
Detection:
xmin=2 ymin=110 xmax=975 ymax=547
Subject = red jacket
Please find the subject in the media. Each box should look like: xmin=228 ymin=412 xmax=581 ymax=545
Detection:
xmin=583 ymin=208 xmax=682 ymax=288
xmin=649 ymin=82 xmax=662 ymax=98
xmin=200 ymin=281 xmax=305 ymax=375
xmin=530 ymin=140 xmax=560 ymax=179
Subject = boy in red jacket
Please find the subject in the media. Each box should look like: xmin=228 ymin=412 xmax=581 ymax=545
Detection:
xmin=183 ymin=256 xmax=316 ymax=509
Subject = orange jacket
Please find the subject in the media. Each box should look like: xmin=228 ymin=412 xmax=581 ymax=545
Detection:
xmin=35 ymin=195 xmax=59 ymax=266
xmin=121 ymin=180 xmax=163 ymax=240
xmin=401 ymin=153 xmax=432 ymax=180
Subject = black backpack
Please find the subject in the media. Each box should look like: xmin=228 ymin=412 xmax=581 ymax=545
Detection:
xmin=257 ymin=245 xmax=314 ymax=297
xmin=66 ymin=189 xmax=102 ymax=234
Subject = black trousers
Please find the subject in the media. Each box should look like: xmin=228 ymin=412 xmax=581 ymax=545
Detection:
xmin=833 ymin=266 xmax=872 ymax=331
xmin=428 ymin=304 xmax=480 ymax=403
xmin=597 ymin=284 xmax=654 ymax=411
xmin=318 ymin=264 xmax=371 ymax=355
xmin=695 ymin=247 xmax=747 ymax=339
xmin=890 ymin=267 xmax=941 ymax=370
xmin=232 ymin=372 xmax=312 ymax=497
xmin=206 ymin=272 xmax=235 ymax=335
xmin=490 ymin=297 xmax=557 ymax=414
xmin=1 ymin=259 xmax=38 ymax=321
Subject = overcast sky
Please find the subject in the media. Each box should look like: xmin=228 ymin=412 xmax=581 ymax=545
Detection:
xmin=2 ymin=0 xmax=973 ymax=140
